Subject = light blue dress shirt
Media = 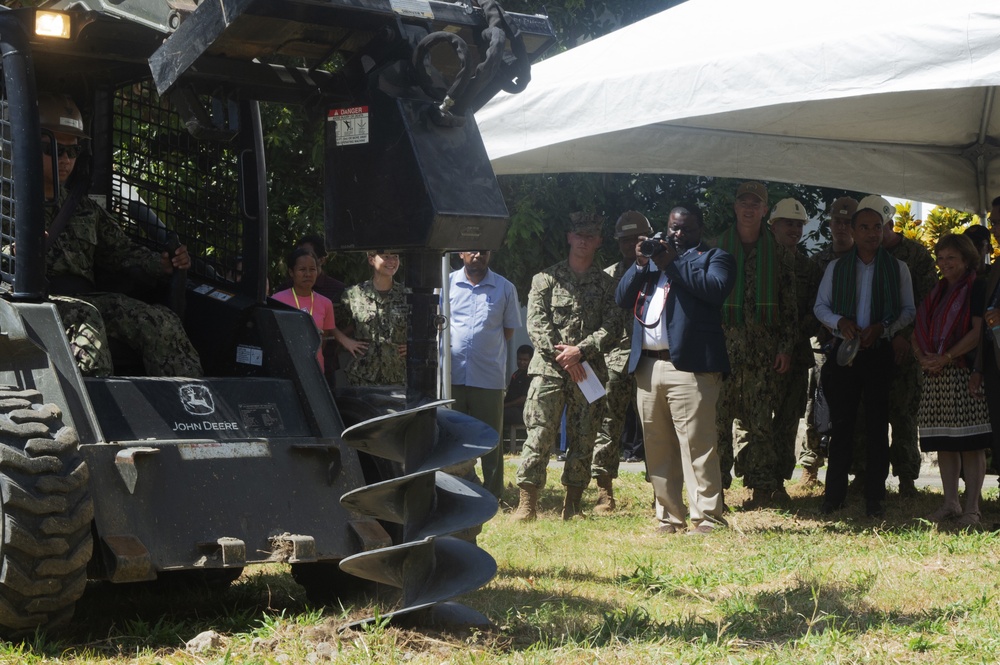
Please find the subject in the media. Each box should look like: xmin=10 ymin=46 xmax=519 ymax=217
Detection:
xmin=449 ymin=268 xmax=522 ymax=389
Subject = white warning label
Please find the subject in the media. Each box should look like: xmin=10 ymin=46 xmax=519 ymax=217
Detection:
xmin=328 ymin=106 xmax=370 ymax=146
xmin=236 ymin=344 xmax=263 ymax=366
xmin=390 ymin=0 xmax=433 ymax=19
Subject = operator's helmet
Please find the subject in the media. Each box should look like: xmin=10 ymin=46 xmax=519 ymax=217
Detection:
xmin=37 ymin=93 xmax=89 ymax=139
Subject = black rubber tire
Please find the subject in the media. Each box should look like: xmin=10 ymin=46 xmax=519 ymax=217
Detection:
xmin=0 ymin=387 xmax=94 ymax=636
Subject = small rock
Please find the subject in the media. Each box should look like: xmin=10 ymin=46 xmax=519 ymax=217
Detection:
xmin=275 ymin=654 xmax=291 ymax=664
xmin=315 ymin=642 xmax=335 ymax=659
xmin=185 ymin=630 xmax=222 ymax=654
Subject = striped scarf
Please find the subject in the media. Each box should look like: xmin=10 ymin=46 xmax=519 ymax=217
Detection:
xmin=717 ymin=225 xmax=778 ymax=326
xmin=831 ymin=246 xmax=901 ymax=326
xmin=913 ymin=271 xmax=975 ymax=365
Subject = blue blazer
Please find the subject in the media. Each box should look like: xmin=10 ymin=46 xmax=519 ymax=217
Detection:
xmin=615 ymin=242 xmax=736 ymax=375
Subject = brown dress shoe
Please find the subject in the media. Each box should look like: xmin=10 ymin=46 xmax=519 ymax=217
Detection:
xmin=686 ymin=524 xmax=715 ymax=536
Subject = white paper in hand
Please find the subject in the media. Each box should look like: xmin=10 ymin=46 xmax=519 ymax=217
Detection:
xmin=576 ymin=361 xmax=607 ymax=404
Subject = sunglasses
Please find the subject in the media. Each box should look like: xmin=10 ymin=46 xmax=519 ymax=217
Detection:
xmin=41 ymin=142 xmax=82 ymax=159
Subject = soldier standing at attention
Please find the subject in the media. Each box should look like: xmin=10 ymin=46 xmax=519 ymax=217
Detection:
xmin=513 ymin=212 xmax=618 ymax=522
xmin=768 ymin=199 xmax=823 ymax=489
xmin=863 ymin=208 xmax=936 ymax=497
xmin=337 ymin=252 xmax=408 ymax=386
xmin=801 ymin=197 xmax=858 ymax=486
xmin=812 ymin=198 xmax=859 ymax=273
xmin=715 ymin=181 xmax=797 ymax=508
xmin=590 ymin=210 xmax=653 ymax=515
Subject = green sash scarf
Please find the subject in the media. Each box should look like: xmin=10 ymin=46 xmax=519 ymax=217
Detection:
xmin=831 ymin=246 xmax=902 ymax=326
xmin=717 ymin=225 xmax=778 ymax=326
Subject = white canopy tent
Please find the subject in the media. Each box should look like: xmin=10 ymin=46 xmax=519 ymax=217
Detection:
xmin=476 ymin=0 xmax=1000 ymax=213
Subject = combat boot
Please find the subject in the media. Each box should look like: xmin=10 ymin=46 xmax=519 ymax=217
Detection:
xmin=561 ymin=485 xmax=584 ymax=520
xmin=592 ymin=474 xmax=616 ymax=515
xmin=898 ymin=476 xmax=918 ymax=498
xmin=801 ymin=465 xmax=821 ymax=489
xmin=512 ymin=483 xmax=538 ymax=522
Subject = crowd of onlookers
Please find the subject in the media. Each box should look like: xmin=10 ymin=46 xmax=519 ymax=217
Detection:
xmin=45 ymin=89 xmax=997 ymax=533
xmin=279 ymin=186 xmax=1000 ymax=533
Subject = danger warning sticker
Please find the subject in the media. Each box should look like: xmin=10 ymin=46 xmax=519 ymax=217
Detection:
xmin=328 ymin=106 xmax=369 ymax=146
xmin=390 ymin=0 xmax=433 ymax=19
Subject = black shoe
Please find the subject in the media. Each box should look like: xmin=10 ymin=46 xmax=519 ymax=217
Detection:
xmin=556 ymin=453 xmax=567 ymax=462
xmin=848 ymin=475 xmax=865 ymax=496
xmin=820 ymin=501 xmax=843 ymax=515
xmin=866 ymin=501 xmax=885 ymax=518
xmin=625 ymin=456 xmax=642 ymax=463
xmin=771 ymin=486 xmax=791 ymax=504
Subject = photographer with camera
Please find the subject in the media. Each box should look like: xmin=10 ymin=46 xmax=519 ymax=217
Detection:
xmin=615 ymin=205 xmax=735 ymax=534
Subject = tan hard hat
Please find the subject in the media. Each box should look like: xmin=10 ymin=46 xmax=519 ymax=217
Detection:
xmin=38 ymin=93 xmax=88 ymax=139
xmin=614 ymin=210 xmax=653 ymax=238
xmin=828 ymin=196 xmax=859 ymax=219
xmin=736 ymin=181 xmax=768 ymax=205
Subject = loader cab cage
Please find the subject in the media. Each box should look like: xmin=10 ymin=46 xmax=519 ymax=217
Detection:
xmin=0 ymin=85 xmax=14 ymax=288
xmin=108 ymin=83 xmax=246 ymax=287
xmin=0 ymin=79 xmax=254 ymax=296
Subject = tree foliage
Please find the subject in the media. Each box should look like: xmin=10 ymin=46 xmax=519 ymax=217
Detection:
xmin=491 ymin=172 xmax=861 ymax=296
xmin=891 ymin=202 xmax=991 ymax=260
xmin=261 ymin=103 xmax=375 ymax=288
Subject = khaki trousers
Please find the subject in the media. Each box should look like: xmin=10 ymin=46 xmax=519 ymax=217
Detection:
xmin=451 ymin=384 xmax=505 ymax=497
xmin=635 ymin=356 xmax=725 ymax=528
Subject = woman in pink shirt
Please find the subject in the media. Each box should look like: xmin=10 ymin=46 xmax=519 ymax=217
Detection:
xmin=272 ymin=248 xmax=336 ymax=372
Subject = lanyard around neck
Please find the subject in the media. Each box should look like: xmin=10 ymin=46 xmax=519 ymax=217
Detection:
xmin=292 ymin=290 xmax=314 ymax=315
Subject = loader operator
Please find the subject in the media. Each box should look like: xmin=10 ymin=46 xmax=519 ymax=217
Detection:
xmin=39 ymin=93 xmax=202 ymax=377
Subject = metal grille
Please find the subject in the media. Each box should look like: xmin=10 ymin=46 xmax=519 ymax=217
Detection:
xmin=0 ymin=81 xmax=14 ymax=289
xmin=111 ymin=83 xmax=243 ymax=284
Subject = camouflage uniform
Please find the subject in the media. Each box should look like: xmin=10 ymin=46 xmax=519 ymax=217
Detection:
xmin=50 ymin=296 xmax=112 ymax=377
xmin=590 ymin=259 xmax=633 ymax=479
xmin=339 ymin=280 xmax=408 ymax=386
xmin=716 ymin=239 xmax=798 ymax=490
xmin=47 ymin=195 xmax=202 ymax=377
xmin=773 ymin=251 xmax=822 ymax=478
xmin=851 ymin=236 xmax=935 ymax=481
xmin=516 ymin=260 xmax=618 ymax=489
xmin=801 ymin=245 xmax=847 ymax=467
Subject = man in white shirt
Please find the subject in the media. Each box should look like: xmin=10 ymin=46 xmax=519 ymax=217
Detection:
xmin=814 ymin=195 xmax=916 ymax=517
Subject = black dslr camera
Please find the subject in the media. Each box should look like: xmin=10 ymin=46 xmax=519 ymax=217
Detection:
xmin=639 ymin=232 xmax=675 ymax=258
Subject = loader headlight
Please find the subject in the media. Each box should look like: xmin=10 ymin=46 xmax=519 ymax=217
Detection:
xmin=35 ymin=11 xmax=71 ymax=39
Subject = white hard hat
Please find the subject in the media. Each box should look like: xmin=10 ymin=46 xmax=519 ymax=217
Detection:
xmin=855 ymin=195 xmax=895 ymax=224
xmin=770 ymin=198 xmax=808 ymax=223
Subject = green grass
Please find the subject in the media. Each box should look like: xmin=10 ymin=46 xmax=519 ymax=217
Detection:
xmin=0 ymin=463 xmax=998 ymax=663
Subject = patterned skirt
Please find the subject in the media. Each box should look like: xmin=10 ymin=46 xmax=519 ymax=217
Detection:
xmin=917 ymin=365 xmax=992 ymax=452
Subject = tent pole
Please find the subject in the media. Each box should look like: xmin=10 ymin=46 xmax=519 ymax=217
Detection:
xmin=975 ymin=87 xmax=997 ymax=218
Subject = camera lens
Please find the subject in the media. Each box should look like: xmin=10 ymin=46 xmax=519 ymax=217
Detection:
xmin=639 ymin=239 xmax=659 ymax=257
